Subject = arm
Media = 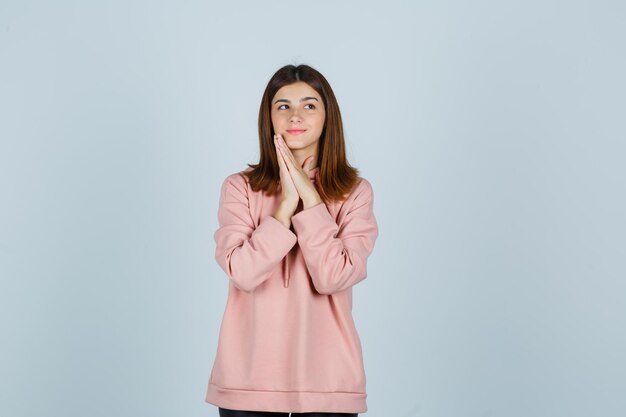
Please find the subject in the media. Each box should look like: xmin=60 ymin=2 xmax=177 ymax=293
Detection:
xmin=213 ymin=173 xmax=297 ymax=293
xmin=291 ymin=179 xmax=379 ymax=295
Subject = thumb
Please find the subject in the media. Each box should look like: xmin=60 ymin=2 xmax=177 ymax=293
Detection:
xmin=302 ymin=155 xmax=316 ymax=171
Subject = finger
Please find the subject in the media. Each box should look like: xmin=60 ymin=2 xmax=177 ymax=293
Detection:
xmin=275 ymin=139 xmax=298 ymax=196
xmin=276 ymin=135 xmax=295 ymax=173
xmin=275 ymin=136 xmax=294 ymax=181
xmin=303 ymin=154 xmax=315 ymax=170
xmin=278 ymin=135 xmax=299 ymax=168
xmin=277 ymin=135 xmax=301 ymax=176
xmin=274 ymin=136 xmax=287 ymax=172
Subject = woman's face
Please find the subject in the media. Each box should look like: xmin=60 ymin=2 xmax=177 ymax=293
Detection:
xmin=270 ymin=81 xmax=326 ymax=154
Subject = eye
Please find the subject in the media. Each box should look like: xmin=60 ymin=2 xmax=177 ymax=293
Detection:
xmin=276 ymin=103 xmax=316 ymax=110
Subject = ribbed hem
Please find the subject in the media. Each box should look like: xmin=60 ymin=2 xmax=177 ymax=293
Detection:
xmin=205 ymin=382 xmax=367 ymax=414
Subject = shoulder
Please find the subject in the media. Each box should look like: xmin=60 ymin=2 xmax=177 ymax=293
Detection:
xmin=351 ymin=176 xmax=374 ymax=199
xmin=225 ymin=166 xmax=253 ymax=184
xmin=342 ymin=176 xmax=375 ymax=211
xmin=219 ymin=168 xmax=252 ymax=196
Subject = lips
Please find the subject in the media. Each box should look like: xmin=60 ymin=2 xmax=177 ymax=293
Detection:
xmin=286 ymin=129 xmax=306 ymax=135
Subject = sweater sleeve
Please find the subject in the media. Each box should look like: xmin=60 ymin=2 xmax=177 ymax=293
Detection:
xmin=213 ymin=173 xmax=298 ymax=293
xmin=291 ymin=178 xmax=379 ymax=295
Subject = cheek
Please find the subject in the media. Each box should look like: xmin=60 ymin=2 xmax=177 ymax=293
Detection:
xmin=315 ymin=114 xmax=326 ymax=129
xmin=272 ymin=112 xmax=288 ymax=125
xmin=270 ymin=117 xmax=280 ymax=131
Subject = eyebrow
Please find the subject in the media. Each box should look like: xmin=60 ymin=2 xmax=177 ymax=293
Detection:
xmin=273 ymin=97 xmax=319 ymax=105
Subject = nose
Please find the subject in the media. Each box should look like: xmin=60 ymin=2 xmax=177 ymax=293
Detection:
xmin=289 ymin=108 xmax=302 ymax=123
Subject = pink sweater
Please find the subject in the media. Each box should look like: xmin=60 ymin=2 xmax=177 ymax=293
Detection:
xmin=205 ymin=166 xmax=379 ymax=414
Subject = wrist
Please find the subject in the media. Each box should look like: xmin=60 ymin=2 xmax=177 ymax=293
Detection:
xmin=301 ymin=194 xmax=323 ymax=210
xmin=273 ymin=201 xmax=295 ymax=228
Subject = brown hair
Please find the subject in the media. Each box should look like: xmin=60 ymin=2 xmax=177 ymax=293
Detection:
xmin=241 ymin=64 xmax=361 ymax=204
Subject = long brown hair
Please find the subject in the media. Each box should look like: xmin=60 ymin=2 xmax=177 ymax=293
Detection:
xmin=241 ymin=64 xmax=361 ymax=204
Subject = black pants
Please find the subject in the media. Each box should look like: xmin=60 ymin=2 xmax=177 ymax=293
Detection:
xmin=218 ymin=407 xmax=358 ymax=417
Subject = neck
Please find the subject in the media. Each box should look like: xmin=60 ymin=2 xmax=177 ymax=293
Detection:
xmin=290 ymin=146 xmax=318 ymax=170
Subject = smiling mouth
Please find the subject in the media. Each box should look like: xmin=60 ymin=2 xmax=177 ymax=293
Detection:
xmin=286 ymin=129 xmax=306 ymax=135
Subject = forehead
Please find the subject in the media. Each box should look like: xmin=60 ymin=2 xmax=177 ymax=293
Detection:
xmin=273 ymin=81 xmax=321 ymax=101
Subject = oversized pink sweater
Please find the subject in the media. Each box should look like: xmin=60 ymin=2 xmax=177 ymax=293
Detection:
xmin=205 ymin=166 xmax=379 ymax=414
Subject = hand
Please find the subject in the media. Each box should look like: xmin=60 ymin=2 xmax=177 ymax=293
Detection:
xmin=274 ymin=133 xmax=322 ymax=208
xmin=274 ymin=134 xmax=299 ymax=216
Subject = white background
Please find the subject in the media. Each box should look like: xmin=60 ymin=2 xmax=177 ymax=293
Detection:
xmin=1 ymin=1 xmax=624 ymax=416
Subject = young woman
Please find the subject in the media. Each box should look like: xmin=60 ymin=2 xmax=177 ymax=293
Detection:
xmin=205 ymin=64 xmax=379 ymax=417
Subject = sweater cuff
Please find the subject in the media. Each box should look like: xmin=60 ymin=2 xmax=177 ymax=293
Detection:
xmin=291 ymin=202 xmax=333 ymax=236
xmin=259 ymin=214 xmax=298 ymax=251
